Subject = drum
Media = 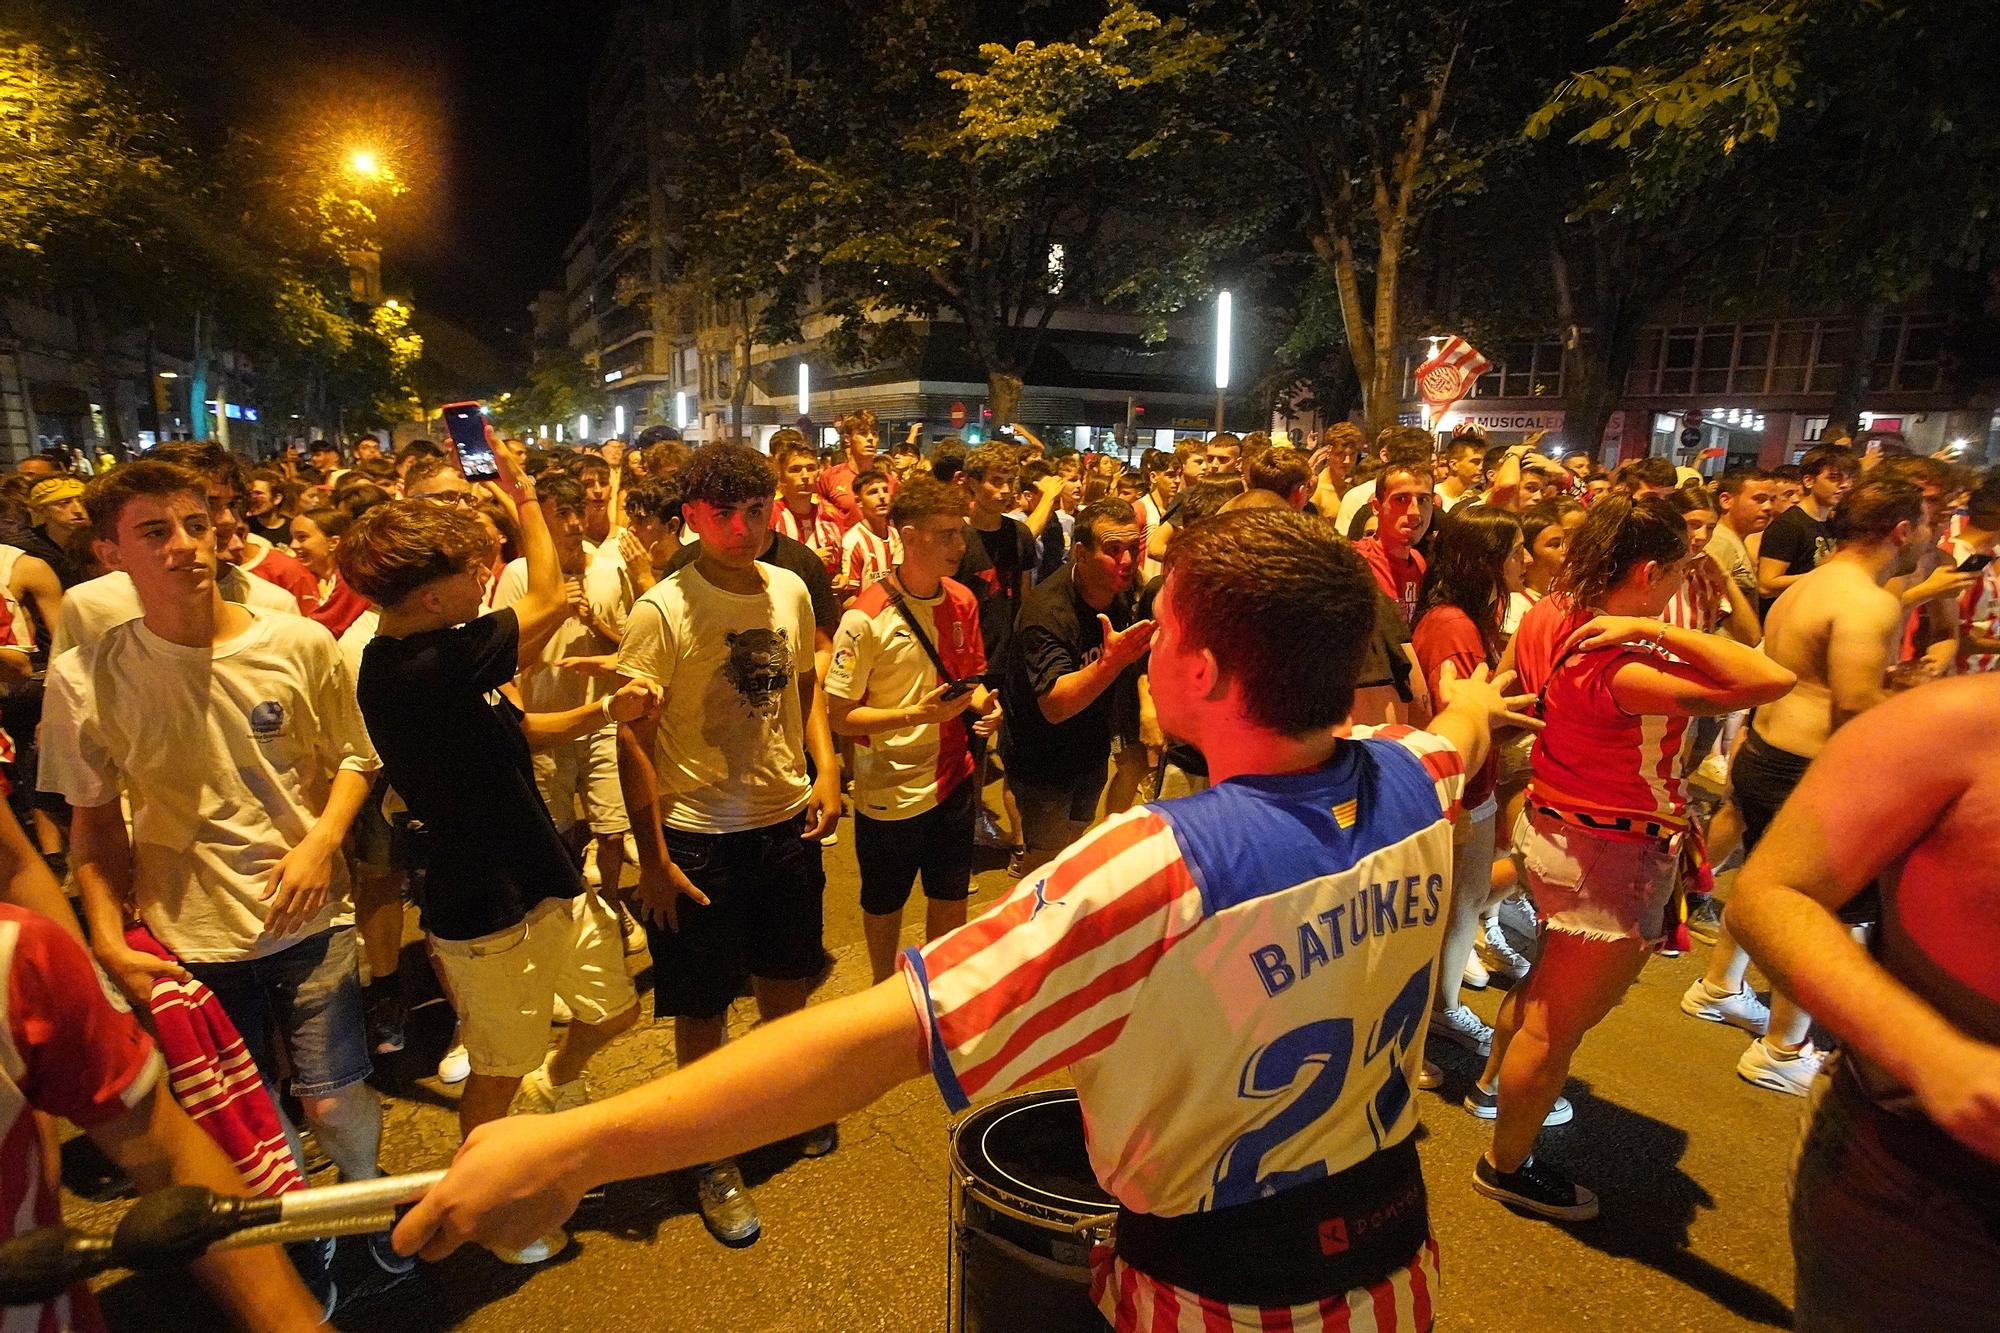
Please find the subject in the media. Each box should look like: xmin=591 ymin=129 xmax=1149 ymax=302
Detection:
xmin=948 ymin=1089 xmax=1117 ymax=1333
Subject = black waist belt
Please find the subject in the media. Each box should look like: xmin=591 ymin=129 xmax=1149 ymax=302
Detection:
xmin=1114 ymin=1138 xmax=1428 ymax=1308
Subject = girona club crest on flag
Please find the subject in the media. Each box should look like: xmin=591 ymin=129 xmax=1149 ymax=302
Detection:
xmin=1415 ymin=336 xmax=1492 ymax=414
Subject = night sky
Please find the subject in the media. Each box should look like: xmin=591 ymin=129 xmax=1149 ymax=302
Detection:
xmin=93 ymin=0 xmax=616 ymax=356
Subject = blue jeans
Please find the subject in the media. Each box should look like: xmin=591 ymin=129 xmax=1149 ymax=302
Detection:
xmin=185 ymin=927 xmax=372 ymax=1098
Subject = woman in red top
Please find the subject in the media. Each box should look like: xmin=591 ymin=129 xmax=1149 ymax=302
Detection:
xmin=1412 ymin=507 xmax=1528 ymax=1062
xmin=1469 ymin=495 xmax=1795 ymax=1221
xmin=289 ymin=507 xmax=371 ymax=636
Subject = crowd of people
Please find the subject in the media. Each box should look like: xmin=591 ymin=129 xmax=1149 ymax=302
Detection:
xmin=0 ymin=408 xmax=1994 ymax=1331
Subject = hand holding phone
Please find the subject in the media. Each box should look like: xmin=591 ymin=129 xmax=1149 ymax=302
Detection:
xmin=1958 ymin=551 xmax=1995 ymax=574
xmin=441 ymin=402 xmax=500 ymax=482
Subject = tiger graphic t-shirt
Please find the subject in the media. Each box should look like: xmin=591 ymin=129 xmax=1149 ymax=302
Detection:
xmin=617 ymin=559 xmax=817 ymax=834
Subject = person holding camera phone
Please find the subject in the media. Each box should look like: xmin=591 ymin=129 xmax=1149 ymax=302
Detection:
xmin=826 ymin=477 xmax=1001 ymax=985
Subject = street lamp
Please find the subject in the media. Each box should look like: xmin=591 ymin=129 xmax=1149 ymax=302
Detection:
xmin=1213 ymin=289 xmax=1232 ymax=433
xmin=798 ymin=363 xmax=811 ymax=419
xmin=674 ymin=391 xmax=689 ymax=431
xmin=346 ymin=148 xmax=382 ymax=179
xmin=613 ymin=405 xmax=626 ymax=437
xmin=578 ymin=414 xmax=590 ymax=440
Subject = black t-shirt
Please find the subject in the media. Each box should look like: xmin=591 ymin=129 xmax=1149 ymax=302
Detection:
xmin=1001 ymin=564 xmax=1131 ymax=785
xmin=248 ymin=513 xmax=292 ymax=547
xmin=1757 ymin=503 xmax=1833 ymax=614
xmin=356 ymin=609 xmax=581 ymax=941
xmin=956 ymin=516 xmax=1038 ymax=668
xmin=665 ymin=532 xmax=839 ymax=637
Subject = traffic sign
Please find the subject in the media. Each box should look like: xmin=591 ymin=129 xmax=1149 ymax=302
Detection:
xmin=950 ymin=401 xmax=967 ymax=429
xmin=1679 ymin=426 xmax=1703 ymax=448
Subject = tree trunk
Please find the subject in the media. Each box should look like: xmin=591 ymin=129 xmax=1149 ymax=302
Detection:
xmin=987 ymin=370 xmax=1023 ymax=429
xmin=731 ymin=300 xmax=752 ymax=442
xmin=1829 ymin=300 xmax=1885 ymax=437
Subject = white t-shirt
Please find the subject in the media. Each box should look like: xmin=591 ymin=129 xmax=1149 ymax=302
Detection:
xmin=616 ymin=562 xmax=815 ymax=833
xmin=492 ymin=547 xmax=633 ymax=713
xmin=39 ymin=609 xmax=380 ymax=963
xmin=55 ymin=566 xmax=299 ymax=657
xmin=1334 ymin=478 xmax=1379 ymax=535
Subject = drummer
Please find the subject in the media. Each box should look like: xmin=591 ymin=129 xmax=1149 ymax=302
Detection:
xmin=393 ymin=509 xmax=1530 ymax=1328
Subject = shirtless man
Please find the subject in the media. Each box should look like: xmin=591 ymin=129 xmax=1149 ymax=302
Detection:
xmin=1683 ymin=477 xmax=1930 ymax=1094
xmin=1726 ymin=675 xmax=2000 ymax=1331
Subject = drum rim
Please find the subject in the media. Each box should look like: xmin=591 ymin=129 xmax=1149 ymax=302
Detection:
xmin=952 ymin=1092 xmax=1113 ymax=1214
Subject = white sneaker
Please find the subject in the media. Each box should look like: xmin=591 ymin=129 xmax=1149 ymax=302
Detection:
xmin=1475 ymin=920 xmax=1533 ymax=982
xmin=1680 ymin=979 xmax=1770 ymax=1035
xmin=437 ymin=1041 xmax=470 ymax=1085
xmin=1496 ymin=895 xmax=1538 ymax=940
xmin=514 ymin=1057 xmax=588 ymax=1115
xmin=551 ymin=994 xmax=573 ymax=1026
xmin=1737 ymin=1039 xmax=1822 ymax=1096
xmin=619 ymin=902 xmax=648 ymax=956
xmin=582 ymin=842 xmax=602 ymax=888
xmin=622 ymin=833 xmax=639 ymax=864
xmin=486 ymin=1228 xmax=568 ymax=1265
xmin=1462 ymin=952 xmax=1491 ymax=991
xmin=1427 ymin=1003 xmax=1493 ymax=1057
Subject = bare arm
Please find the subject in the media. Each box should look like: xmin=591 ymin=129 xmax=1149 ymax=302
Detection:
xmin=395 ymin=977 xmax=929 ymax=1259
xmin=12 ymin=553 xmax=63 ymax=648
xmin=799 ymin=650 xmax=841 ymax=840
xmin=92 ymin=1083 xmax=323 ymax=1330
xmin=1757 ymin=554 xmax=1808 ymax=600
xmin=1725 ymin=680 xmax=2000 ymax=1161
xmin=1038 ymin=618 xmax=1154 ymax=725
xmin=1018 ymin=475 xmax=1064 ymax=540
xmin=0 ymin=801 xmax=82 ymax=942
xmin=1602 ymin=620 xmax=1797 ymax=716
xmin=73 ymin=801 xmax=190 ymax=999
xmin=1825 ymin=591 xmax=1903 ymax=730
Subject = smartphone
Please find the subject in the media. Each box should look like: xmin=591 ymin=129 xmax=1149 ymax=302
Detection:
xmin=440 ymin=401 xmax=498 ymax=481
xmin=941 ymin=679 xmax=978 ymax=700
xmin=1958 ymin=551 xmax=1995 ymax=574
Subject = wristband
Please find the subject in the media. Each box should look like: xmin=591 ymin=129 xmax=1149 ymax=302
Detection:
xmin=599 ymin=694 xmax=617 ymax=724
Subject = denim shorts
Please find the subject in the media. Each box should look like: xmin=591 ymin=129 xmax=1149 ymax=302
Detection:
xmin=855 ymin=778 xmax=976 ymax=916
xmin=184 ymin=926 xmax=371 ymax=1098
xmin=1510 ymin=810 xmax=1679 ymax=945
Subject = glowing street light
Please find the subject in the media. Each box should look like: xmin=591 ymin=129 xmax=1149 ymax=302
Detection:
xmin=1213 ymin=289 xmax=1232 ymax=432
xmin=674 ymin=391 xmax=689 ymax=431
xmin=578 ymin=414 xmax=591 ymax=440
xmin=346 ymin=148 xmax=382 ymax=179
xmin=613 ymin=405 xmax=626 ymax=436
xmin=798 ymin=363 xmax=811 ymax=419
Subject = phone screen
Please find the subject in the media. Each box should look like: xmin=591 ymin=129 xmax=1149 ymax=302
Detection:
xmin=1958 ymin=552 xmax=1995 ymax=574
xmin=441 ymin=402 xmax=498 ymax=481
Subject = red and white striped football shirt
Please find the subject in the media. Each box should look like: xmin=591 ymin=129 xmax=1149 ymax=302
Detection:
xmin=839 ymin=522 xmax=904 ymax=593
xmin=772 ymin=500 xmax=844 ymax=579
xmin=901 ymin=729 xmax=1465 ymax=1330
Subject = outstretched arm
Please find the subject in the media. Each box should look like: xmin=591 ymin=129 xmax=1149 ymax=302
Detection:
xmin=394 ymin=976 xmax=929 ymax=1259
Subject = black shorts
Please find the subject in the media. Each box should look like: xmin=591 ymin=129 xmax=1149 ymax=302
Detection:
xmin=645 ymin=811 xmax=827 ymax=1020
xmin=1733 ymin=730 xmax=1876 ymax=926
xmin=856 ymin=779 xmax=975 ymax=916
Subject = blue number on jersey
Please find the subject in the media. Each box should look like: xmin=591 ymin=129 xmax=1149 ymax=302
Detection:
xmin=1209 ymin=959 xmax=1431 ymax=1210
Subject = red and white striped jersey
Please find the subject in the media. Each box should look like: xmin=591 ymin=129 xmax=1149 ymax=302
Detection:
xmin=1515 ymin=597 xmax=1692 ymax=821
xmin=1660 ymin=578 xmax=1724 ymax=634
xmin=1952 ymin=536 xmax=2000 ymax=675
xmin=0 ymin=907 xmax=164 ymax=1333
xmin=901 ymin=728 xmax=1464 ymax=1328
xmin=839 ymin=522 xmax=904 ymax=593
xmin=772 ymin=500 xmax=843 ymax=579
xmin=825 ymin=577 xmax=984 ymax=818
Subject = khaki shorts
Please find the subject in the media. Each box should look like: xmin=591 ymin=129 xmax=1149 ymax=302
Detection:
xmin=532 ymin=724 xmax=629 ymax=836
xmin=431 ymin=894 xmax=637 ymax=1078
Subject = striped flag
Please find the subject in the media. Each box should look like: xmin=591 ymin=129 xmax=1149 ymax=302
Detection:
xmin=1415 ymin=337 xmax=1491 ymax=415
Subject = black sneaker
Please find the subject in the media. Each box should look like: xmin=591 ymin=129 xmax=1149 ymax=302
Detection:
xmin=1473 ymin=1154 xmax=1598 ymax=1221
xmin=799 ymin=1123 xmax=838 ymax=1158
xmin=364 ymin=979 xmax=407 ymax=1055
xmin=1006 ymin=848 xmax=1030 ymax=879
xmin=365 ymin=1228 xmax=418 ymax=1278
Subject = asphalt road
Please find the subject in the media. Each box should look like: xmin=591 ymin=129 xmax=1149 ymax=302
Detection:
xmin=72 ymin=783 xmax=1809 ymax=1332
